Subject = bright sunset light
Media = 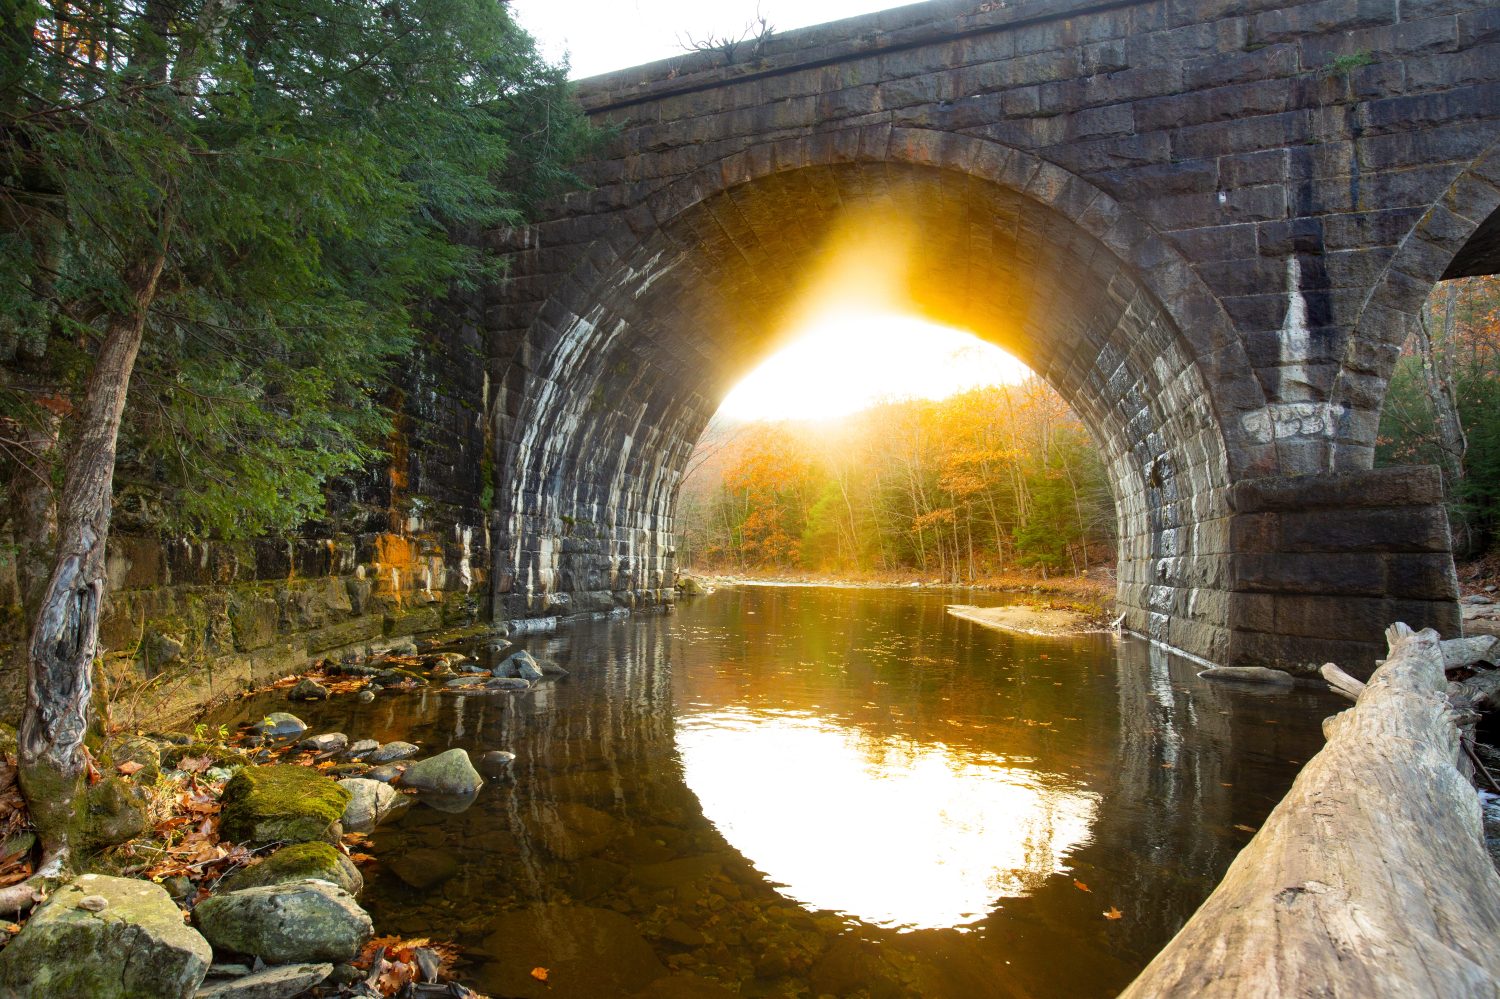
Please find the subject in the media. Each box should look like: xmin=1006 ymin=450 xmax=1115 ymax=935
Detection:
xmin=718 ymin=315 xmax=1032 ymax=422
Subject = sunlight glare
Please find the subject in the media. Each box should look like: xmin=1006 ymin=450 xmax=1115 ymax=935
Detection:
xmin=718 ymin=314 xmax=1031 ymax=422
xmin=677 ymin=709 xmax=1098 ymax=930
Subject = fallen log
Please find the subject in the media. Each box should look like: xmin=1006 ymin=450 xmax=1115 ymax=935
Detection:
xmin=1197 ymin=666 xmax=1295 ymax=686
xmin=1119 ymin=623 xmax=1500 ymax=998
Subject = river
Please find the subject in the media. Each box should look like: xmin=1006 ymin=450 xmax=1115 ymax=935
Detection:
xmin=212 ymin=583 xmax=1340 ymax=998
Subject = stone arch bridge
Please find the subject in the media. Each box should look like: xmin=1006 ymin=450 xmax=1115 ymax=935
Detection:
xmin=470 ymin=0 xmax=1500 ymax=669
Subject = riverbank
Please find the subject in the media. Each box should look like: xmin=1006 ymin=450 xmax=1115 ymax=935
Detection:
xmin=945 ymin=603 xmax=1108 ymax=638
xmin=689 ymin=569 xmax=1116 ymax=624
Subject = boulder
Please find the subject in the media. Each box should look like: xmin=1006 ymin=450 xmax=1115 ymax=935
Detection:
xmin=82 ymin=776 xmax=148 ymax=849
xmin=289 ymin=678 xmax=329 ymax=701
xmin=364 ymin=741 xmax=419 ymax=764
xmin=161 ymin=742 xmax=248 ymax=771
xmin=343 ymin=735 xmax=381 ymax=759
xmin=337 ymin=777 xmax=402 ymax=832
xmin=300 ymin=732 xmax=348 ymax=753
xmin=494 ymin=650 xmax=544 ymax=681
xmin=250 ymin=713 xmax=307 ymax=739
xmin=401 ymin=749 xmax=482 ymax=796
xmin=219 ymin=842 xmax=362 ymax=896
xmin=194 ymin=880 xmax=372 ymax=964
xmin=0 ymin=873 xmax=211 ymax=998
xmin=195 ymin=963 xmax=331 ymax=999
xmin=218 ymin=765 xmax=350 ymax=845
xmin=486 ymin=677 xmax=531 ymax=691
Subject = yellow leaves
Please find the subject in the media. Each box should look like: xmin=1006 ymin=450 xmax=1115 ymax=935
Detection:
xmin=530 ymin=967 xmax=550 ymax=982
xmin=1103 ymin=907 xmax=1123 ymax=921
xmin=1073 ymin=879 xmax=1090 ymax=893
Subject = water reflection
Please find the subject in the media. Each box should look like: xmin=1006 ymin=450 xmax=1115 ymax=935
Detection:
xmin=678 ymin=707 xmax=1098 ymax=930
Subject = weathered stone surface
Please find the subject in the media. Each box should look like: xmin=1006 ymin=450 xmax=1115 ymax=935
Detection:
xmin=219 ymin=842 xmax=363 ymax=896
xmin=364 ymin=741 xmax=419 ymax=764
xmin=289 ymin=678 xmax=329 ymax=701
xmin=194 ymin=880 xmax=372 ymax=964
xmin=401 ymin=748 xmax=482 ymax=796
xmin=218 ymin=765 xmax=350 ymax=845
xmin=0 ymin=873 xmax=212 ymax=998
xmin=337 ymin=777 xmax=402 ymax=832
xmin=387 ymin=847 xmax=459 ymax=889
xmin=195 ymin=963 xmax=332 ymax=999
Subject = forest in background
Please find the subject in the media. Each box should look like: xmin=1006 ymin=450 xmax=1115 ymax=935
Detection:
xmin=1377 ymin=275 xmax=1500 ymax=562
xmin=678 ymin=378 xmax=1116 ymax=582
xmin=681 ymin=275 xmax=1500 ymax=586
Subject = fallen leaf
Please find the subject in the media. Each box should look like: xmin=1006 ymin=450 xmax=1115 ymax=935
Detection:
xmin=1104 ymin=907 xmax=1123 ymax=920
xmin=1073 ymin=879 xmax=1090 ymax=892
xmin=531 ymin=967 xmax=550 ymax=982
xmin=116 ymin=761 xmax=145 ymax=776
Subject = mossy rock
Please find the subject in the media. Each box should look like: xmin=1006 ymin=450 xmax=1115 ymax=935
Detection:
xmin=104 ymin=735 xmax=162 ymax=783
xmin=161 ymin=743 xmax=247 ymax=771
xmin=218 ymin=766 xmax=350 ymax=845
xmin=81 ymin=777 xmax=148 ymax=851
xmin=219 ymin=842 xmax=362 ymax=896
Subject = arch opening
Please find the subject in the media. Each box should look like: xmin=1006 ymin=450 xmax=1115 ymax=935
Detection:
xmin=493 ymin=159 xmax=1237 ymax=660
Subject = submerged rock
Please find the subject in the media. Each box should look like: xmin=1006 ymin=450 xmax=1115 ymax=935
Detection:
xmin=0 ymin=873 xmax=212 ymax=998
xmin=218 ymin=765 xmax=350 ymax=845
xmin=194 ymin=880 xmax=372 ymax=964
xmin=402 ymin=748 xmax=482 ymax=796
xmin=338 ymin=777 xmax=402 ymax=832
xmin=219 ymin=842 xmax=363 ymax=896
xmin=528 ymin=802 xmax=620 ymax=861
xmin=486 ymin=677 xmax=531 ymax=691
xmin=475 ymin=905 xmax=665 ymax=999
xmin=195 ymin=962 xmax=332 ymax=999
xmin=387 ymin=847 xmax=460 ymax=889
xmin=364 ymin=741 xmax=419 ymax=764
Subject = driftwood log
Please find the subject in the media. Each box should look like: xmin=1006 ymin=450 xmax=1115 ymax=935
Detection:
xmin=1119 ymin=624 xmax=1500 ymax=998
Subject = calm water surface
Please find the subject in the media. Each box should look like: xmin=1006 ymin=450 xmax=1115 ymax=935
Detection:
xmin=213 ymin=584 xmax=1340 ymax=998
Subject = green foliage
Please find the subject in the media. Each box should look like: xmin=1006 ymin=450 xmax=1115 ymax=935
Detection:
xmin=1326 ymin=51 xmax=1375 ymax=76
xmin=1 ymin=0 xmax=595 ymax=540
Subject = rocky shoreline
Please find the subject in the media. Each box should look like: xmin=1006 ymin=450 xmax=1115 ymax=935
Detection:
xmin=0 ymin=631 xmax=567 ymax=998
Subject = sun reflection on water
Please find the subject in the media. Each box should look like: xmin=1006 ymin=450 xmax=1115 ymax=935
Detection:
xmin=676 ymin=708 xmax=1099 ymax=931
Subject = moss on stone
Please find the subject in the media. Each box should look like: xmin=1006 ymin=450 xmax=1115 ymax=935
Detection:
xmin=160 ymin=742 xmax=247 ymax=771
xmin=218 ymin=765 xmax=350 ymax=845
xmin=219 ymin=841 xmax=362 ymax=895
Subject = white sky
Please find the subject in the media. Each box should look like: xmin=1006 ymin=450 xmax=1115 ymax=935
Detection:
xmin=509 ymin=0 xmax=905 ymax=79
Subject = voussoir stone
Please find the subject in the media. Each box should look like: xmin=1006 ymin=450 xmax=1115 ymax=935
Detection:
xmin=194 ymin=879 xmax=372 ymax=964
xmin=0 ymin=873 xmax=212 ymax=998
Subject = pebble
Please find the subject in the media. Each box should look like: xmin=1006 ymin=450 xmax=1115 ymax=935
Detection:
xmin=77 ymin=896 xmax=108 ymax=913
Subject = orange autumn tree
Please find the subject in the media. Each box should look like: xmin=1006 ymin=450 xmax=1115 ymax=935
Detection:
xmin=682 ymin=379 xmax=1115 ymax=580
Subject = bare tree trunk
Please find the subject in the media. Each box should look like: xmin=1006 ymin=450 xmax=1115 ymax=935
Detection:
xmin=20 ymin=248 xmax=164 ymax=858
xmin=1414 ymin=289 xmax=1470 ymax=552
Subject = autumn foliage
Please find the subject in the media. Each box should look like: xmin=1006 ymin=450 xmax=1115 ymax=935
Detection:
xmin=681 ymin=379 xmax=1115 ymax=581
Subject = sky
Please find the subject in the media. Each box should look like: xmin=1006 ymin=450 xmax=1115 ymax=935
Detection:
xmin=509 ymin=0 xmax=1032 ymax=422
xmin=509 ymin=0 xmax=906 ymax=79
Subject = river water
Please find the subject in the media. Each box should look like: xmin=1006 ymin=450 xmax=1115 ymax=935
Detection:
xmin=212 ymin=584 xmax=1340 ymax=998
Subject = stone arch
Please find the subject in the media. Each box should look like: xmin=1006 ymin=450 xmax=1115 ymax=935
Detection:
xmin=490 ymin=129 xmax=1266 ymax=661
xmin=1334 ymin=136 xmax=1500 ymax=465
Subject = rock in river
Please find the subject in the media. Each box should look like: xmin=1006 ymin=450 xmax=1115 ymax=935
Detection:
xmin=250 ymin=712 xmax=307 ymax=739
xmin=364 ymin=741 xmax=419 ymax=764
xmin=219 ymin=841 xmax=363 ymax=896
xmin=194 ymin=879 xmax=372 ymax=964
xmin=401 ymin=748 xmax=482 ymax=796
xmin=475 ymin=905 xmax=666 ymax=999
xmin=218 ymin=765 xmax=350 ymax=845
xmin=289 ymin=678 xmax=329 ymax=701
xmin=387 ymin=847 xmax=460 ymax=889
xmin=494 ymin=650 xmax=545 ymax=681
xmin=338 ymin=777 xmax=402 ymax=832
xmin=0 ymin=873 xmax=212 ymax=998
